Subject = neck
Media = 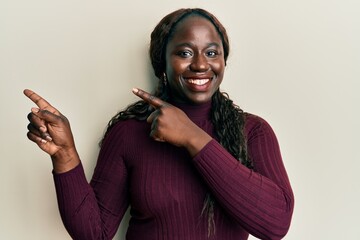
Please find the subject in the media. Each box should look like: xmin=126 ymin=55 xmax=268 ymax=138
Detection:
xmin=170 ymin=100 xmax=212 ymax=121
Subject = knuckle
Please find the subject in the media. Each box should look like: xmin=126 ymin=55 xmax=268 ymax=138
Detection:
xmin=26 ymin=132 xmax=32 ymax=139
xmin=137 ymin=89 xmax=145 ymax=97
xmin=27 ymin=123 xmax=33 ymax=131
xmin=27 ymin=112 xmax=37 ymax=121
xmin=62 ymin=115 xmax=69 ymax=122
xmin=41 ymin=109 xmax=51 ymax=115
xmin=27 ymin=132 xmax=36 ymax=142
xmin=27 ymin=113 xmax=32 ymax=121
xmin=33 ymin=96 xmax=42 ymax=104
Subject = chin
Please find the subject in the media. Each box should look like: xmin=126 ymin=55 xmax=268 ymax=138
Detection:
xmin=187 ymin=94 xmax=213 ymax=104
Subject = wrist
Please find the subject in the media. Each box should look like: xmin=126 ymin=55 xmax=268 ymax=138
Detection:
xmin=184 ymin=129 xmax=212 ymax=157
xmin=51 ymin=148 xmax=80 ymax=173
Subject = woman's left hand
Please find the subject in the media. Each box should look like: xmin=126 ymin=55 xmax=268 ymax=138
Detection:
xmin=132 ymin=88 xmax=212 ymax=156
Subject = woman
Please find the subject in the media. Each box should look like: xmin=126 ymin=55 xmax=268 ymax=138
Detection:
xmin=25 ymin=8 xmax=294 ymax=240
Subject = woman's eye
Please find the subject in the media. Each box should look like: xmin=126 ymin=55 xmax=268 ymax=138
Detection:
xmin=207 ymin=50 xmax=218 ymax=57
xmin=177 ymin=51 xmax=193 ymax=58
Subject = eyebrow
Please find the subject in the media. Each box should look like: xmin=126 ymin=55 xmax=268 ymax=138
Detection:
xmin=174 ymin=42 xmax=221 ymax=48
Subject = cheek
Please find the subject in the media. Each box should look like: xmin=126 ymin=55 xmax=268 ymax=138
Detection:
xmin=167 ymin=59 xmax=189 ymax=77
xmin=212 ymin=60 xmax=225 ymax=74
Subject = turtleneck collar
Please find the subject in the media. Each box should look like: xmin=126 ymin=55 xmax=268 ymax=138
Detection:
xmin=169 ymin=100 xmax=212 ymax=121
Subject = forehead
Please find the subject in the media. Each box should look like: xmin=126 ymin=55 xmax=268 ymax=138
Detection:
xmin=169 ymin=15 xmax=222 ymax=44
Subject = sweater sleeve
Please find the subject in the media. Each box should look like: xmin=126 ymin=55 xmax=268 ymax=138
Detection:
xmin=53 ymin=123 xmax=129 ymax=240
xmin=192 ymin=115 xmax=294 ymax=240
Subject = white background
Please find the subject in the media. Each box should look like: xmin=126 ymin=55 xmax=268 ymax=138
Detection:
xmin=1 ymin=0 xmax=359 ymax=239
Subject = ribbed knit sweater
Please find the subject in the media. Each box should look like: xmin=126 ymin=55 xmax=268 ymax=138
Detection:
xmin=53 ymin=100 xmax=294 ymax=240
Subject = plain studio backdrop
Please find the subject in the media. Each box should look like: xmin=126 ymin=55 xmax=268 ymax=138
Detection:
xmin=1 ymin=0 xmax=359 ymax=239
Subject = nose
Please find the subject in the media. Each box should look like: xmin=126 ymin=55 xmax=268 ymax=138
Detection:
xmin=190 ymin=54 xmax=210 ymax=72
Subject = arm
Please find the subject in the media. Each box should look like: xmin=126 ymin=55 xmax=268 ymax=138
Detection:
xmin=54 ymin=122 xmax=129 ymax=240
xmin=192 ymin=115 xmax=294 ymax=240
xmin=131 ymin=88 xmax=294 ymax=238
xmin=24 ymin=89 xmax=129 ymax=239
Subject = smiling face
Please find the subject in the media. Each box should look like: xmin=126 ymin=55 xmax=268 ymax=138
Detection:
xmin=165 ymin=15 xmax=225 ymax=104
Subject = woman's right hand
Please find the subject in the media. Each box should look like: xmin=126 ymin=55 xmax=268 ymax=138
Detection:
xmin=24 ymin=89 xmax=80 ymax=173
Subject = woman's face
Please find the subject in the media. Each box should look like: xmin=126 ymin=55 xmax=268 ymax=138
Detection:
xmin=165 ymin=15 xmax=225 ymax=104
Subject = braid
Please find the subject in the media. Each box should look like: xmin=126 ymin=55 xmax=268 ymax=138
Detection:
xmin=211 ymin=90 xmax=251 ymax=168
xmin=201 ymin=90 xmax=252 ymax=236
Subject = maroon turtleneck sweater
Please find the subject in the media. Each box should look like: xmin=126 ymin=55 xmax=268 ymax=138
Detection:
xmin=53 ymin=101 xmax=294 ymax=240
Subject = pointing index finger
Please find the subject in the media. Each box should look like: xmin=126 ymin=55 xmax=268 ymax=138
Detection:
xmin=132 ymin=88 xmax=168 ymax=108
xmin=23 ymin=89 xmax=58 ymax=113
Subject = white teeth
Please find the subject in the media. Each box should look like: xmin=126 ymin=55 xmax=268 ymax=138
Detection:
xmin=187 ymin=79 xmax=210 ymax=85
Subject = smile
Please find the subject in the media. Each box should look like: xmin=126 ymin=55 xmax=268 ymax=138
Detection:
xmin=186 ymin=78 xmax=210 ymax=86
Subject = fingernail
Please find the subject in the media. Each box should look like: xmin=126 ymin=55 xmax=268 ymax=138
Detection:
xmin=46 ymin=135 xmax=53 ymax=142
xmin=132 ymin=88 xmax=138 ymax=93
xmin=31 ymin=107 xmax=40 ymax=113
xmin=39 ymin=126 xmax=47 ymax=132
xmin=40 ymin=138 xmax=47 ymax=144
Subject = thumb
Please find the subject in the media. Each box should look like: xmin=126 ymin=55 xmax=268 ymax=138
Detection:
xmin=31 ymin=107 xmax=63 ymax=124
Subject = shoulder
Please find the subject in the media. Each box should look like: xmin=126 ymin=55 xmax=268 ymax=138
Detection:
xmin=243 ymin=113 xmax=277 ymax=140
xmin=244 ymin=112 xmax=270 ymax=129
